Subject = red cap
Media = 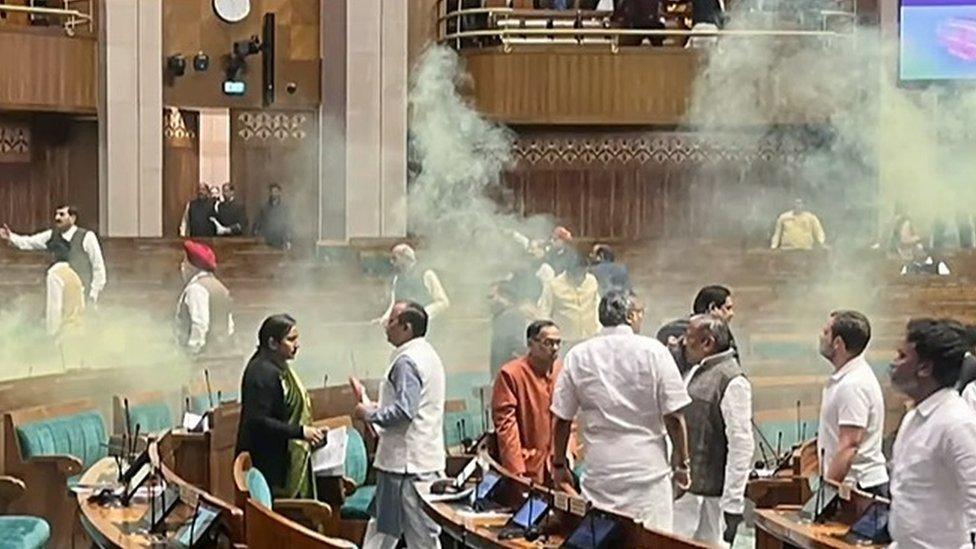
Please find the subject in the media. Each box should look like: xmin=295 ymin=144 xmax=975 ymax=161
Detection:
xmin=183 ymin=240 xmax=217 ymax=272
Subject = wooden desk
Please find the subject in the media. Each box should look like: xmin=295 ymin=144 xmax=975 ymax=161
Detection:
xmin=754 ymin=507 xmax=885 ymax=549
xmin=75 ymin=457 xmax=163 ymax=548
xmin=416 ymin=451 xmax=708 ymax=549
xmin=76 ymin=435 xmax=245 ymax=548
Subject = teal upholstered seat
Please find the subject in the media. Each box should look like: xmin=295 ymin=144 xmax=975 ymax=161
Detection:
xmin=246 ymin=468 xmax=273 ymax=508
xmin=340 ymin=428 xmax=375 ymax=520
xmin=0 ymin=516 xmax=51 ymax=549
xmin=16 ymin=410 xmax=107 ymax=469
xmin=340 ymin=485 xmax=375 ymax=520
xmin=190 ymin=392 xmax=238 ymax=414
xmin=128 ymin=402 xmax=173 ymax=435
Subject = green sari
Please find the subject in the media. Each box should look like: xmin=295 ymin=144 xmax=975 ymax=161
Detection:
xmin=276 ymin=363 xmax=317 ymax=499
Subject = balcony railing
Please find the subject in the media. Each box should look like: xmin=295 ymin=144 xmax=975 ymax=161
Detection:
xmin=0 ymin=0 xmax=94 ymax=36
xmin=436 ymin=0 xmax=855 ymax=52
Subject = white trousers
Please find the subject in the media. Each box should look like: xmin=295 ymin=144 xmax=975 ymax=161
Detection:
xmin=672 ymin=493 xmax=726 ymax=547
xmin=361 ymin=481 xmax=442 ymax=549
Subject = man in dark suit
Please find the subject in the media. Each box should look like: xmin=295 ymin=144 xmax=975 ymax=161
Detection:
xmin=214 ymin=183 xmax=248 ymax=236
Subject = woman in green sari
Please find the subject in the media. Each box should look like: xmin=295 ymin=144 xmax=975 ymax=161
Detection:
xmin=236 ymin=314 xmax=325 ymax=498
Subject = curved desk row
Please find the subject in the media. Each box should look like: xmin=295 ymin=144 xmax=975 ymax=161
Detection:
xmin=76 ymin=431 xmax=245 ymax=548
xmin=417 ymin=453 xmax=709 ymax=549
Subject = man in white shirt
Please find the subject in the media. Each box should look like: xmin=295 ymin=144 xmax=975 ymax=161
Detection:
xmin=551 ymin=290 xmax=692 ymax=531
xmin=175 ymin=241 xmax=234 ymax=354
xmin=352 ymin=301 xmax=445 ymax=549
xmin=1 ymin=205 xmax=106 ymax=302
xmin=673 ymin=314 xmax=753 ymax=547
xmin=375 ymin=244 xmax=449 ymax=323
xmin=816 ymin=310 xmax=889 ymax=496
xmin=888 ymin=318 xmax=976 ymax=548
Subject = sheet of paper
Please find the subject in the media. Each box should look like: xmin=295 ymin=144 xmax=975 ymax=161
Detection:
xmin=311 ymin=425 xmax=347 ymax=475
xmin=181 ymin=412 xmax=209 ymax=432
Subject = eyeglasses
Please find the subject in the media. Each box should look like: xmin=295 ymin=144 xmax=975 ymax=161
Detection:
xmin=533 ymin=338 xmax=562 ymax=349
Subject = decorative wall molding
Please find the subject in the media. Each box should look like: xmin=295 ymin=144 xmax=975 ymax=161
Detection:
xmin=511 ymin=132 xmax=812 ymax=167
xmin=163 ymin=108 xmax=196 ymax=144
xmin=0 ymin=123 xmax=31 ymax=163
xmin=236 ymin=112 xmax=308 ymax=143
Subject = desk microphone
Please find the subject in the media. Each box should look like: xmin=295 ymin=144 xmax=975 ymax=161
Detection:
xmin=776 ymin=431 xmax=783 ymax=460
xmin=752 ymin=419 xmax=773 ymax=469
xmin=184 ymin=397 xmax=191 ymax=415
xmin=800 ymin=421 xmax=807 ymax=443
xmin=479 ymin=387 xmax=487 ymax=433
xmin=123 ymin=398 xmax=133 ymax=449
xmin=795 ymin=400 xmax=801 ymax=445
xmin=204 ymin=369 xmax=214 ymax=410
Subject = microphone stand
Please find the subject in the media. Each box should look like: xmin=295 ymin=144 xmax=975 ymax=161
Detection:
xmin=814 ymin=448 xmax=827 ymax=524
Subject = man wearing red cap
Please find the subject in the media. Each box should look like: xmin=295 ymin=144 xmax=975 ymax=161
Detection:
xmin=176 ymin=240 xmax=234 ymax=354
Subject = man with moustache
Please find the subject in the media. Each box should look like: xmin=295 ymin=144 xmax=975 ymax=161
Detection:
xmin=888 ymin=318 xmax=976 ymax=548
xmin=1 ymin=205 xmax=106 ymax=303
xmin=815 ymin=311 xmax=888 ymax=496
xmin=492 ymin=320 xmax=563 ymax=483
xmin=657 ymin=285 xmax=738 ymax=374
xmin=181 ymin=183 xmax=218 ymax=238
xmin=673 ymin=314 xmax=753 ymax=547
xmin=175 ymin=241 xmax=234 ymax=354
xmin=351 ymin=301 xmax=446 ymax=549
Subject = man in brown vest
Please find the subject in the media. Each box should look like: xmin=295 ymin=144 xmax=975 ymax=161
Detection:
xmin=1 ymin=205 xmax=107 ymax=303
xmin=176 ymin=240 xmax=234 ymax=354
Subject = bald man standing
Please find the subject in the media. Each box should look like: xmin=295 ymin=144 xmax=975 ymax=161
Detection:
xmin=375 ymin=244 xmax=450 ymax=324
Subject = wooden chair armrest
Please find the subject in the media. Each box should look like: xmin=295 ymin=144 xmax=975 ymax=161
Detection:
xmin=341 ymin=476 xmax=357 ymax=496
xmin=0 ymin=476 xmax=26 ymax=509
xmin=274 ymin=499 xmax=334 ymax=533
xmin=27 ymin=454 xmax=84 ymax=476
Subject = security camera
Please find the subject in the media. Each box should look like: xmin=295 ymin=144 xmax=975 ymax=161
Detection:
xmin=193 ymin=52 xmax=210 ymax=72
xmin=167 ymin=54 xmax=187 ymax=77
xmin=286 ymin=82 xmax=297 ymax=94
xmin=233 ymin=35 xmax=262 ymax=58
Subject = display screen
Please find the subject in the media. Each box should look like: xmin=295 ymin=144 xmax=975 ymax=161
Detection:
xmin=563 ymin=512 xmax=619 ymax=549
xmin=509 ymin=496 xmax=549 ymax=529
xmin=901 ymin=0 xmax=976 ymax=81
xmin=474 ymin=471 xmax=501 ymax=501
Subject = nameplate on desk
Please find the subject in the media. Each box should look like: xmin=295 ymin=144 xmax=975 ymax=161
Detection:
xmin=553 ymin=492 xmax=570 ymax=512
xmin=569 ymin=496 xmax=588 ymax=517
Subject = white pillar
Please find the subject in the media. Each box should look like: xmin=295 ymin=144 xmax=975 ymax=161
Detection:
xmin=100 ymin=0 xmax=163 ymax=237
xmin=319 ymin=0 xmax=408 ymax=243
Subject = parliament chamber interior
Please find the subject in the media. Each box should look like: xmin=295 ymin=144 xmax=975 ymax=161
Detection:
xmin=1 ymin=0 xmax=975 ymax=547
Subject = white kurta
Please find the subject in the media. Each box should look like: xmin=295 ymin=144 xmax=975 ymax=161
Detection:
xmin=9 ymin=225 xmax=106 ymax=300
xmin=890 ymin=388 xmax=976 ymax=549
xmin=379 ymin=269 xmax=450 ymax=322
xmin=176 ymin=272 xmax=235 ymax=353
xmin=550 ymin=325 xmax=691 ymax=528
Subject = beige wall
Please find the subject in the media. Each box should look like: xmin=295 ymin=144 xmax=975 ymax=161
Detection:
xmin=320 ymin=0 xmax=408 ymax=242
xmin=99 ymin=0 xmax=163 ymax=236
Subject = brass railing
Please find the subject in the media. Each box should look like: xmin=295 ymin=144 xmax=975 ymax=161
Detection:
xmin=435 ymin=1 xmax=854 ymax=52
xmin=0 ymin=0 xmax=94 ymax=36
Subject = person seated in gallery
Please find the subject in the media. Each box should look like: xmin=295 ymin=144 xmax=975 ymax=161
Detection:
xmin=770 ymin=198 xmax=827 ymax=250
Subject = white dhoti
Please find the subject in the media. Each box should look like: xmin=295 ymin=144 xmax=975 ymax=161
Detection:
xmin=672 ymin=493 xmax=725 ymax=547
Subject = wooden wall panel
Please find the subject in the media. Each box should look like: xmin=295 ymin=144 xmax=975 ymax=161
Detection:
xmin=462 ymin=47 xmax=837 ymax=125
xmin=0 ymin=114 xmax=99 ymax=233
xmin=0 ymin=30 xmax=97 ymax=113
xmin=229 ymin=109 xmax=319 ymax=243
xmin=163 ymin=0 xmax=320 ymax=110
xmin=162 ymin=109 xmax=200 ymax=237
xmin=505 ymin=130 xmax=874 ymax=243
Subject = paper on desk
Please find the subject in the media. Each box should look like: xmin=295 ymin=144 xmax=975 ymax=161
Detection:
xmin=312 ymin=425 xmax=347 ymax=475
xmin=182 ymin=412 xmax=209 ymax=432
xmin=426 ymin=487 xmax=475 ymax=503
